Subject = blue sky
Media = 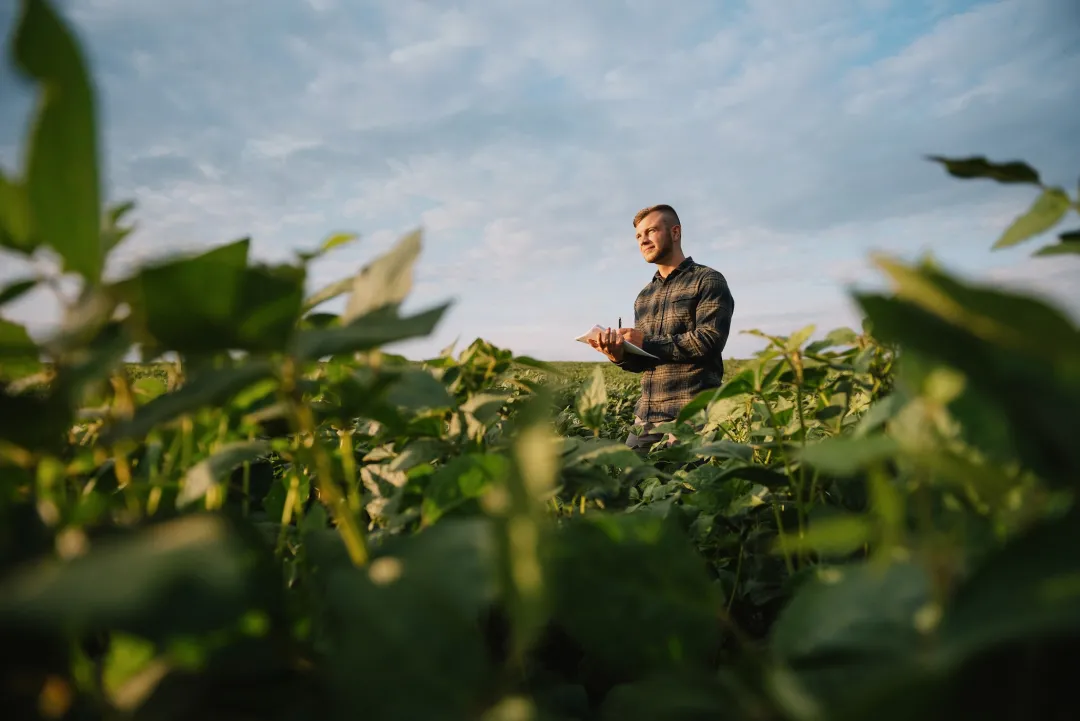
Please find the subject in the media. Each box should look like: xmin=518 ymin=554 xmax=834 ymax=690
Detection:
xmin=1 ymin=0 xmax=1079 ymax=361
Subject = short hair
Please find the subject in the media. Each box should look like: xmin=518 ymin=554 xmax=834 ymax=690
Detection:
xmin=633 ymin=204 xmax=680 ymax=228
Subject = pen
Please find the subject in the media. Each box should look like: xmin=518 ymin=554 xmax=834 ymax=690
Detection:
xmin=618 ymin=316 xmax=622 ymax=329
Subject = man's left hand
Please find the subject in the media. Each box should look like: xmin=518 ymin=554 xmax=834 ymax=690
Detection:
xmin=619 ymin=327 xmax=644 ymax=347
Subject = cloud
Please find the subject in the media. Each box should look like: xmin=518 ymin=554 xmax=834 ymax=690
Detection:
xmin=0 ymin=0 xmax=1077 ymax=363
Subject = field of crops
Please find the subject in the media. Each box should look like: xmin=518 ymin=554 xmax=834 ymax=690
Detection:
xmin=3 ymin=2 xmax=1080 ymax=720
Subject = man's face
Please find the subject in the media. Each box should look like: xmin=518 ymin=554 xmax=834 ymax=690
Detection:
xmin=635 ymin=210 xmax=678 ymax=263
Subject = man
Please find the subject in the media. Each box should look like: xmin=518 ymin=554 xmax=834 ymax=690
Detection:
xmin=589 ymin=204 xmax=734 ymax=452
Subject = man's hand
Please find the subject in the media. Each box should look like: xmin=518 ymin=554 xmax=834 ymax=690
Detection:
xmin=588 ymin=327 xmax=625 ymax=362
xmin=618 ymin=327 xmax=644 ymax=348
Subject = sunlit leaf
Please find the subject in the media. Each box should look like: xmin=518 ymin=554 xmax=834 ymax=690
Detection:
xmin=342 ymin=229 xmax=422 ymax=322
xmin=993 ymin=186 xmax=1071 ymax=249
xmin=575 ymin=366 xmax=607 ymax=432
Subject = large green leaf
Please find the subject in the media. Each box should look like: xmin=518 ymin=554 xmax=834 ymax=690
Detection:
xmin=384 ymin=367 xmax=455 ymax=412
xmin=769 ymin=560 xmax=932 ymax=711
xmin=311 ymin=517 xmax=495 ymax=720
xmin=855 ymin=293 xmax=1080 ymax=484
xmin=342 ymin=229 xmax=422 ymax=322
xmin=797 ymin=435 xmax=900 ymax=476
xmin=0 ymin=514 xmax=283 ymax=644
xmin=936 ymin=508 xmax=1080 ymax=662
xmin=117 ymin=239 xmax=306 ymax=354
xmin=291 ymin=303 xmax=450 ymax=361
xmin=871 ymin=254 xmax=1080 ymax=360
xmin=545 ymin=512 xmax=723 ymax=678
xmin=12 ymin=0 xmax=103 ymax=281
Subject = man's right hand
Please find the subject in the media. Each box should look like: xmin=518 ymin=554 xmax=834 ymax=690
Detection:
xmin=589 ymin=327 xmax=625 ymax=362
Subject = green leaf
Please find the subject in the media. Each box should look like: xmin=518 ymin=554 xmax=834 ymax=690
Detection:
xmin=117 ymin=239 xmax=306 ymax=354
xmin=177 ymin=440 xmax=271 ymax=508
xmin=993 ymin=187 xmax=1071 ymax=249
xmin=561 ymin=437 xmax=644 ymax=469
xmin=101 ymin=199 xmax=135 ymax=255
xmin=806 ymin=327 xmax=859 ymax=353
xmin=546 ymin=512 xmax=723 ymax=677
xmin=0 ymin=318 xmax=42 ymax=381
xmin=926 ymin=155 xmax=1041 ymax=185
xmin=342 ymin=229 xmax=422 ymax=322
xmin=1034 ymin=239 xmax=1080 ymax=256
xmin=770 ymin=560 xmax=932 ymax=711
xmin=99 ymin=362 xmax=275 ymax=443
xmin=0 ymin=170 xmax=35 ymax=254
xmin=314 ymin=518 xmax=495 ymax=719
xmin=0 ymin=317 xmax=39 ymax=360
xmin=384 ymin=368 xmax=454 ymax=412
xmin=575 ymin=365 xmax=608 ymax=432
xmin=0 ymin=277 xmax=37 ymax=307
xmin=0 ymin=514 xmax=282 ymax=644
xmin=871 ymin=253 xmax=1080 ymax=360
xmin=291 ymin=303 xmax=449 ymax=361
xmin=692 ymin=440 xmax=753 ymax=462
xmin=131 ymin=375 xmax=167 ymax=402
xmin=773 ymin=514 xmax=873 ymax=556
xmin=797 ymin=435 xmax=900 ymax=476
xmin=298 ymin=231 xmax=359 ymax=263
xmin=855 ymin=293 xmax=1080 ymax=483
xmin=936 ymin=508 xmax=1080 ymax=663
xmin=302 ymin=275 xmax=353 ymax=312
xmin=13 ymin=0 xmax=103 ymax=281
xmin=421 ymin=453 xmax=508 ymax=526
xmin=677 ymin=369 xmax=755 ymax=423
xmin=785 ymin=324 xmax=816 ymax=352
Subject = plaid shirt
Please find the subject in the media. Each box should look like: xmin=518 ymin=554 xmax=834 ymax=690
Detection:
xmin=615 ymin=257 xmax=735 ymax=423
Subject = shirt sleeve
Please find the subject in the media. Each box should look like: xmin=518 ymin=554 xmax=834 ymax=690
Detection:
xmin=641 ymin=272 xmax=734 ymax=362
xmin=614 ymin=352 xmax=658 ymax=373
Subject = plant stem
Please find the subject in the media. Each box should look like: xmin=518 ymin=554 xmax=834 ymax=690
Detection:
xmin=281 ymin=357 xmax=368 ymax=567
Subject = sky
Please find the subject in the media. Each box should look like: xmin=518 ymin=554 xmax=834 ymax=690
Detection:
xmin=1 ymin=0 xmax=1079 ymax=362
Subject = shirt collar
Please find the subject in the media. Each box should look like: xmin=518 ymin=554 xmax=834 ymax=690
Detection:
xmin=652 ymin=256 xmax=695 ymax=283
